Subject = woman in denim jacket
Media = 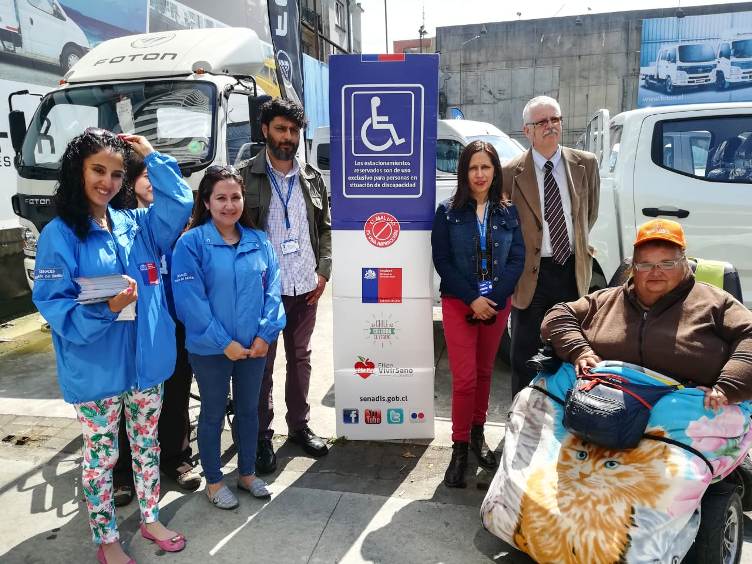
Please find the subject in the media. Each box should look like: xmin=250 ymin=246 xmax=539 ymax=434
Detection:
xmin=431 ymin=141 xmax=525 ymax=488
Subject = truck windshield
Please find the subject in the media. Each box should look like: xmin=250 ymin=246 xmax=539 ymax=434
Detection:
xmin=732 ymin=39 xmax=752 ymax=59
xmin=467 ymin=135 xmax=523 ymax=163
xmin=678 ymin=44 xmax=716 ymax=63
xmin=19 ymin=80 xmax=216 ymax=179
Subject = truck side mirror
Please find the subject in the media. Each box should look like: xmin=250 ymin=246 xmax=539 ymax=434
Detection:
xmin=249 ymin=95 xmax=272 ymax=144
xmin=9 ymin=111 xmax=26 ymax=154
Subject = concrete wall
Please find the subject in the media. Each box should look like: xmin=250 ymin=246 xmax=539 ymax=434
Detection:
xmin=436 ymin=2 xmax=752 ymax=147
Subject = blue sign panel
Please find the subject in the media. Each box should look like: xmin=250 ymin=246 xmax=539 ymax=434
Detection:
xmin=330 ymin=54 xmax=438 ymax=229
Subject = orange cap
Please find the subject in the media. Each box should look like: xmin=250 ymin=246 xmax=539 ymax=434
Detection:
xmin=634 ymin=218 xmax=686 ymax=249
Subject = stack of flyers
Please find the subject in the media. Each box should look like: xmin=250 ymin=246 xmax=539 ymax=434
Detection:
xmin=75 ymin=275 xmax=136 ymax=321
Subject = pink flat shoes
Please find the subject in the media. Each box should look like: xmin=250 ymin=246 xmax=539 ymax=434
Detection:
xmin=140 ymin=524 xmax=187 ymax=552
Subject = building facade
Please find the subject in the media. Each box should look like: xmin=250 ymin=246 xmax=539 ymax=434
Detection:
xmin=437 ymin=2 xmax=752 ymax=147
xmin=301 ymin=0 xmax=363 ymax=61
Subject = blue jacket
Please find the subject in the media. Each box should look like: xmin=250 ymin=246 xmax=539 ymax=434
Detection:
xmin=32 ymin=152 xmax=194 ymax=403
xmin=431 ymin=198 xmax=525 ymax=308
xmin=171 ymin=221 xmax=286 ymax=356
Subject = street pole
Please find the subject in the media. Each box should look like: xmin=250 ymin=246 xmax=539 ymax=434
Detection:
xmin=384 ymin=0 xmax=389 ymax=53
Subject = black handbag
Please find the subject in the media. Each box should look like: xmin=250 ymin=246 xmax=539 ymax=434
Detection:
xmin=563 ymin=373 xmax=677 ymax=450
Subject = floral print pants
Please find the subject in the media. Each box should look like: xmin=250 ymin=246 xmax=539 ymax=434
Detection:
xmin=74 ymin=385 xmax=163 ymax=544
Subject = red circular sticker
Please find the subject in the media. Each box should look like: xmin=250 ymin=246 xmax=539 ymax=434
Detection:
xmin=364 ymin=212 xmax=400 ymax=248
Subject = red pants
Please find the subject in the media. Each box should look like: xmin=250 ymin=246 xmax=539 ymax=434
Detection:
xmin=442 ymin=296 xmax=511 ymax=442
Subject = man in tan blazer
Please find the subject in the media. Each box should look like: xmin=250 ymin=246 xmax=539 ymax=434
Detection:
xmin=501 ymin=96 xmax=600 ymax=395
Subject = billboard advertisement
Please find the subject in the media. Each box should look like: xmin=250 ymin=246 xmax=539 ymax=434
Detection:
xmin=330 ymin=53 xmax=438 ymax=440
xmin=638 ymin=11 xmax=752 ymax=107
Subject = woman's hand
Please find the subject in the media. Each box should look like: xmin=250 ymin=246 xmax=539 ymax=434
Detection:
xmin=119 ymin=134 xmax=155 ymax=157
xmin=573 ymin=351 xmax=602 ymax=377
xmin=224 ymin=340 xmax=251 ymax=361
xmin=470 ymin=296 xmax=497 ymax=320
xmin=248 ymin=337 xmax=269 ymax=358
xmin=697 ymin=385 xmax=729 ymax=411
xmin=107 ymin=275 xmax=138 ymax=313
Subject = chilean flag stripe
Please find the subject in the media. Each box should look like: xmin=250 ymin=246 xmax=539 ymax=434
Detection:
xmin=361 ymin=54 xmax=406 ymax=62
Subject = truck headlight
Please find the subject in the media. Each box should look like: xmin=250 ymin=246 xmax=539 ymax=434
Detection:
xmin=22 ymin=228 xmax=37 ymax=254
xmin=677 ymin=71 xmax=688 ymax=81
xmin=731 ymin=66 xmax=742 ymax=76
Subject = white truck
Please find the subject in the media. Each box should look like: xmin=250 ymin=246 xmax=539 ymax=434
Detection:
xmin=582 ymin=103 xmax=752 ymax=307
xmin=0 ymin=0 xmax=89 ymax=72
xmin=715 ymin=35 xmax=752 ymax=90
xmin=311 ymin=119 xmax=524 ymax=200
xmin=9 ymin=27 xmax=277 ymax=289
xmin=642 ymin=42 xmax=717 ymax=94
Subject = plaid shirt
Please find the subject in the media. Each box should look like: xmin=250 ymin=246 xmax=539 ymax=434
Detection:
xmin=265 ymin=155 xmax=318 ymax=296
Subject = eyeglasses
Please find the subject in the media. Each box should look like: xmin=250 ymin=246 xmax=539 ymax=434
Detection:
xmin=525 ymin=116 xmax=563 ymax=128
xmin=205 ymin=164 xmax=239 ymax=175
xmin=465 ymin=314 xmax=497 ymax=326
xmin=84 ymin=127 xmax=116 ymax=137
xmin=632 ymin=258 xmax=685 ymax=272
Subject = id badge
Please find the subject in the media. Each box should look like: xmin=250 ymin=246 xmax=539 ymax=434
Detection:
xmin=478 ymin=280 xmax=493 ymax=296
xmin=281 ymin=239 xmax=300 ymax=255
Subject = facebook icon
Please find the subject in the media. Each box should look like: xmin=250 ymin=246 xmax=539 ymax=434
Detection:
xmin=343 ymin=409 xmax=359 ymax=424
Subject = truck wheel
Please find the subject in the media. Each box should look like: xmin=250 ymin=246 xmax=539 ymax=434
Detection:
xmin=684 ymin=487 xmax=743 ymax=564
xmin=731 ymin=454 xmax=752 ymax=511
xmin=665 ymin=76 xmax=674 ymax=95
xmin=716 ymin=72 xmax=728 ymax=91
xmin=60 ymin=45 xmax=83 ymax=74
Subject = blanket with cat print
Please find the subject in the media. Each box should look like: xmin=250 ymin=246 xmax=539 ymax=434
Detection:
xmin=481 ymin=361 xmax=752 ymax=564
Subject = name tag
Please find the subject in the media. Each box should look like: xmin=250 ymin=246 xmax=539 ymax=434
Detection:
xmin=281 ymin=239 xmax=299 ymax=255
xmin=478 ymin=280 xmax=493 ymax=296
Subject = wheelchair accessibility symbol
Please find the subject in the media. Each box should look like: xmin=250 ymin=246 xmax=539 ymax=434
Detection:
xmin=361 ymin=97 xmax=405 ymax=152
xmin=350 ymin=89 xmax=416 ymax=157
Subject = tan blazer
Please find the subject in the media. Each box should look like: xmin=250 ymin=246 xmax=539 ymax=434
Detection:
xmin=501 ymin=147 xmax=600 ymax=310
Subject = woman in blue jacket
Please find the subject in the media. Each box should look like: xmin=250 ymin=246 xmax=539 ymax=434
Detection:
xmin=32 ymin=130 xmax=193 ymax=563
xmin=172 ymin=165 xmax=285 ymax=510
xmin=431 ymin=141 xmax=525 ymax=489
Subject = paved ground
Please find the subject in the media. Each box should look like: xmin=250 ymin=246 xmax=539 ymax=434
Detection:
xmin=1 ymin=286 xmax=751 ymax=563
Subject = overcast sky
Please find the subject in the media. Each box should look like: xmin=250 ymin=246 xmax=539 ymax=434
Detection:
xmin=358 ymin=0 xmax=752 ymax=52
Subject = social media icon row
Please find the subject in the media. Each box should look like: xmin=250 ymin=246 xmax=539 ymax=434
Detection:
xmin=343 ymin=408 xmax=427 ymax=424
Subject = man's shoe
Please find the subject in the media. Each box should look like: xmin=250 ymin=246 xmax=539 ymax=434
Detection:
xmin=113 ymin=483 xmax=133 ymax=507
xmin=289 ymin=426 xmax=329 ymax=458
xmin=470 ymin=425 xmax=498 ymax=470
xmin=444 ymin=441 xmax=469 ymax=488
xmin=256 ymin=439 xmax=278 ymax=475
xmin=165 ymin=461 xmax=202 ymax=491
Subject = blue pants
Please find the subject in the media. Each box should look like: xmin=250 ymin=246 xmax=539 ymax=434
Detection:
xmin=189 ymin=354 xmax=266 ymax=484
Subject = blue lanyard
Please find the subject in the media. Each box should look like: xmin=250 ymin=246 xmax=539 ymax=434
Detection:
xmin=266 ymin=164 xmax=295 ymax=230
xmin=477 ymin=203 xmax=490 ymax=272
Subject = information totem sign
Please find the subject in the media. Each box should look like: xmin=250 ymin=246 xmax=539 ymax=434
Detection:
xmin=330 ymin=53 xmax=438 ymax=439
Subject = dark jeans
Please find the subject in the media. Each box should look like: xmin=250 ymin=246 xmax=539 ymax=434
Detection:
xmin=258 ymin=292 xmax=318 ymax=440
xmin=510 ymin=256 xmax=579 ymax=396
xmin=114 ymin=322 xmax=192 ymax=488
xmin=190 ymin=353 xmax=266 ymax=484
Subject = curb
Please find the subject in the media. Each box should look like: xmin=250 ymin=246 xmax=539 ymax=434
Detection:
xmin=0 ymin=312 xmax=51 ymax=358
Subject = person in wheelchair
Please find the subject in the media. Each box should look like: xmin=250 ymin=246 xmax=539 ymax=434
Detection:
xmin=541 ymin=218 xmax=752 ymax=408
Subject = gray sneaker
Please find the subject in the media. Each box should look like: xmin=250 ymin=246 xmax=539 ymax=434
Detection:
xmin=206 ymin=484 xmax=239 ymax=510
xmin=238 ymin=477 xmax=271 ymax=499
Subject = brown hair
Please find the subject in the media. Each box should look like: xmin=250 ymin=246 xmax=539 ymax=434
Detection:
xmin=188 ymin=165 xmax=256 ymax=229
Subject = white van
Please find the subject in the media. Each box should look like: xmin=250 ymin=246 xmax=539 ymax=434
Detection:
xmin=0 ymin=0 xmax=90 ymax=72
xmin=311 ymin=119 xmax=524 ymax=201
xmin=715 ymin=35 xmax=752 ymax=90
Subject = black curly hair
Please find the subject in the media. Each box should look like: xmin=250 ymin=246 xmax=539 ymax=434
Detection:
xmin=259 ymin=97 xmax=308 ymax=130
xmin=54 ymin=129 xmax=134 ymax=239
xmin=122 ymin=151 xmax=146 ymax=209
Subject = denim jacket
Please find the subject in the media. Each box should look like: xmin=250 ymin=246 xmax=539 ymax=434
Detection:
xmin=431 ymin=198 xmax=525 ymax=308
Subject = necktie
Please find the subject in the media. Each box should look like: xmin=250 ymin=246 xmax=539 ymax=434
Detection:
xmin=543 ymin=160 xmax=571 ymax=265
